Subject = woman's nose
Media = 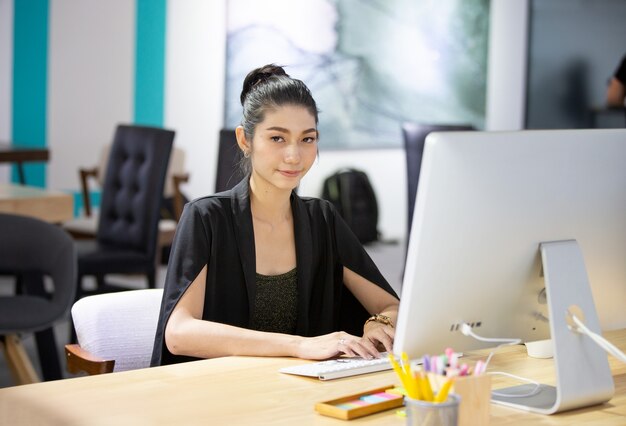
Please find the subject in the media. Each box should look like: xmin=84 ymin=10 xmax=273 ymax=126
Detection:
xmin=284 ymin=143 xmax=301 ymax=163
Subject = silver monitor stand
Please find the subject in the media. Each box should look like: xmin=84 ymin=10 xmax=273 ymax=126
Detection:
xmin=491 ymin=240 xmax=615 ymax=414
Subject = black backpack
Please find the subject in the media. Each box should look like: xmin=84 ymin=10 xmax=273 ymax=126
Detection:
xmin=321 ymin=168 xmax=379 ymax=244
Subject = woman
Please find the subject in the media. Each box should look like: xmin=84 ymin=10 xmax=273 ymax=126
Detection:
xmin=151 ymin=64 xmax=399 ymax=366
xmin=607 ymin=54 xmax=626 ymax=107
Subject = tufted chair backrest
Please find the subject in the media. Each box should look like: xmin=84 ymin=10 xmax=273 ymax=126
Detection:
xmin=96 ymin=143 xmax=186 ymax=198
xmin=96 ymin=125 xmax=175 ymax=255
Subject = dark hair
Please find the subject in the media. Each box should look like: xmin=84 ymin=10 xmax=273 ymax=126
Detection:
xmin=239 ymin=64 xmax=319 ymax=141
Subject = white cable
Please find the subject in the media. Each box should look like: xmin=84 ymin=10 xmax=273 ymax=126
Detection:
xmin=570 ymin=314 xmax=626 ymax=363
xmin=460 ymin=323 xmax=522 ymax=368
xmin=460 ymin=323 xmax=542 ymax=398
xmin=460 ymin=323 xmax=521 ymax=344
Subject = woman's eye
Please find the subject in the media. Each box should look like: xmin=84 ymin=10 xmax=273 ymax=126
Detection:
xmin=270 ymin=136 xmax=283 ymax=142
xmin=302 ymin=137 xmax=316 ymax=144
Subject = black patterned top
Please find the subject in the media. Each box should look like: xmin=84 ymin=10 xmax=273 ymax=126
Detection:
xmin=250 ymin=268 xmax=298 ymax=334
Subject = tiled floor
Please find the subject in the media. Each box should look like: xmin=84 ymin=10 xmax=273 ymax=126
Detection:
xmin=0 ymin=241 xmax=404 ymax=389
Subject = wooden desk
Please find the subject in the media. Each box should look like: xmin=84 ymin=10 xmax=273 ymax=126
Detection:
xmin=1 ymin=330 xmax=625 ymax=425
xmin=0 ymin=183 xmax=73 ymax=223
xmin=0 ymin=143 xmax=49 ymax=185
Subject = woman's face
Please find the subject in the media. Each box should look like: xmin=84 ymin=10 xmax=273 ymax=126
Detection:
xmin=247 ymin=104 xmax=318 ymax=192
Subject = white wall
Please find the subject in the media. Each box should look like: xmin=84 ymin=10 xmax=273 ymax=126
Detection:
xmin=299 ymin=148 xmax=407 ymax=241
xmin=485 ymin=0 xmax=529 ymax=131
xmin=165 ymin=0 xmax=226 ymax=198
xmin=47 ymin=0 xmax=135 ymax=190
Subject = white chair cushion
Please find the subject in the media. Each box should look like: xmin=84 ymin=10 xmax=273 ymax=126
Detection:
xmin=159 ymin=219 xmax=177 ymax=232
xmin=62 ymin=216 xmax=98 ymax=235
xmin=71 ymin=289 xmax=163 ymax=372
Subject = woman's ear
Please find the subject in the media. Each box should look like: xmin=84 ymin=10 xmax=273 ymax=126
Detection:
xmin=235 ymin=126 xmax=250 ymax=155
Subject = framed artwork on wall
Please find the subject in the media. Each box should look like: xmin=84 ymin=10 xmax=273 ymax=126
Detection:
xmin=225 ymin=0 xmax=489 ymax=149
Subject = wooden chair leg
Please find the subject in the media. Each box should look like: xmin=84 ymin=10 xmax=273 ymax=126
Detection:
xmin=1 ymin=334 xmax=41 ymax=385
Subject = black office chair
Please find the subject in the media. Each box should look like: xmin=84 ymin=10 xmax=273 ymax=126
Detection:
xmin=215 ymin=129 xmax=245 ymax=193
xmin=63 ymin=145 xmax=190 ymax=266
xmin=0 ymin=213 xmax=76 ymax=385
xmin=75 ymin=124 xmax=174 ymax=297
xmin=402 ymin=123 xmax=475 ymax=240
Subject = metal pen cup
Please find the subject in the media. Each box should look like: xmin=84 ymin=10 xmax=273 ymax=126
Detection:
xmin=405 ymin=394 xmax=461 ymax=426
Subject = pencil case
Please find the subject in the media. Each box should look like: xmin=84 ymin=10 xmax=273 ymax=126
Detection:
xmin=315 ymin=385 xmax=404 ymax=420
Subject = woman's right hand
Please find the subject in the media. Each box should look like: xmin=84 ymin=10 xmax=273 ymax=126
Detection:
xmin=294 ymin=332 xmax=384 ymax=360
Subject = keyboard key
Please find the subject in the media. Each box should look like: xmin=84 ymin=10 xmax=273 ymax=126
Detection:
xmin=279 ymin=353 xmax=393 ymax=380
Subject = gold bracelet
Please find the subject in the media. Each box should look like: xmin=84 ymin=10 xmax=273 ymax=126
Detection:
xmin=365 ymin=314 xmax=394 ymax=328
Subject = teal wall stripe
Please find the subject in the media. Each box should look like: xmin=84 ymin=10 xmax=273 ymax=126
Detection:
xmin=12 ymin=0 xmax=49 ymax=187
xmin=72 ymin=190 xmax=101 ymax=218
xmin=134 ymin=0 xmax=166 ymax=127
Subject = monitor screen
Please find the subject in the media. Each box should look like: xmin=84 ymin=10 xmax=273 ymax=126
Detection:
xmin=393 ymin=128 xmax=626 ymax=360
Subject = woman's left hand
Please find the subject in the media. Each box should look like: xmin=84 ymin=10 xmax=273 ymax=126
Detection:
xmin=362 ymin=322 xmax=395 ymax=353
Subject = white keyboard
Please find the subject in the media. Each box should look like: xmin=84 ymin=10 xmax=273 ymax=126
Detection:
xmin=279 ymin=354 xmax=392 ymax=380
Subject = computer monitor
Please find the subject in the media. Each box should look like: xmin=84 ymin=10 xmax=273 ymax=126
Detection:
xmin=393 ymin=128 xmax=626 ymax=414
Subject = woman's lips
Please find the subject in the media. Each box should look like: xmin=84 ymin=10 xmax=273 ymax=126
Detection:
xmin=279 ymin=170 xmax=301 ymax=177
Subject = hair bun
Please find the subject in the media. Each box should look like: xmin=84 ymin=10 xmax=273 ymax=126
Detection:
xmin=240 ymin=64 xmax=289 ymax=105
